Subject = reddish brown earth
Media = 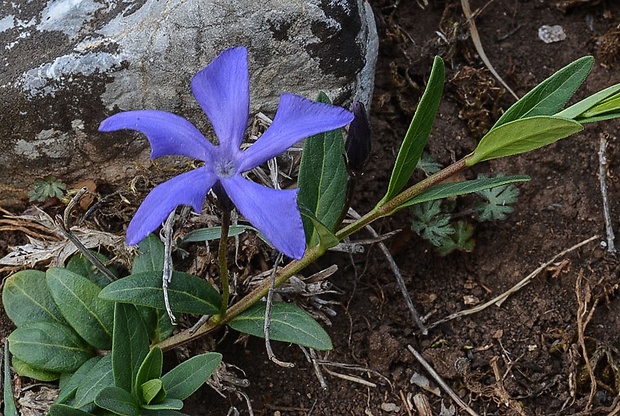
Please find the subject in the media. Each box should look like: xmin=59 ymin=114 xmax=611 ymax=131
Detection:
xmin=2 ymin=0 xmax=620 ymax=415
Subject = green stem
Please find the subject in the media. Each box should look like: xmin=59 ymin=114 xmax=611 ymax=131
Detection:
xmin=156 ymin=155 xmax=471 ymax=351
xmin=218 ymin=209 xmax=231 ymax=317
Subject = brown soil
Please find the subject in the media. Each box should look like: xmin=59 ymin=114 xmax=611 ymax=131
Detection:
xmin=3 ymin=0 xmax=620 ymax=415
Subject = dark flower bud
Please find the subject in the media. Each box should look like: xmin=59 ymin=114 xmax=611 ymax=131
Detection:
xmin=345 ymin=101 xmax=371 ymax=175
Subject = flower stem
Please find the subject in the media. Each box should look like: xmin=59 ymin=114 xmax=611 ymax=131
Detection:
xmin=218 ymin=208 xmax=231 ymax=317
xmin=155 ymin=155 xmax=470 ymax=351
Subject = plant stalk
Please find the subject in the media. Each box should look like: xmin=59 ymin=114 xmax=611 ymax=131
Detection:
xmin=156 ymin=155 xmax=470 ymax=351
xmin=218 ymin=209 xmax=231 ymax=317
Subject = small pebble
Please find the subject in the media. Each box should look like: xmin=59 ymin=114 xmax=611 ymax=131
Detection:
xmin=538 ymin=25 xmax=566 ymax=43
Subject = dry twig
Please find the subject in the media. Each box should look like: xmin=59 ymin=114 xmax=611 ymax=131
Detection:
xmin=408 ymin=344 xmax=479 ymax=416
xmin=427 ymin=235 xmax=599 ymax=330
xmin=598 ymin=133 xmax=617 ymax=254
xmin=461 ymin=0 xmax=519 ymax=100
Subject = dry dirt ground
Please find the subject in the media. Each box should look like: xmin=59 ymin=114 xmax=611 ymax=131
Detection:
xmin=3 ymin=0 xmax=620 ymax=415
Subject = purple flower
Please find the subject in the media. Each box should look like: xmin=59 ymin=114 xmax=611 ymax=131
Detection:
xmin=99 ymin=47 xmax=353 ymax=259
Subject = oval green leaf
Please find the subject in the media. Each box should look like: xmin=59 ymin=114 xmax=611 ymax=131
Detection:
xmin=141 ymin=379 xmax=165 ymax=405
xmin=141 ymin=398 xmax=184 ymax=411
xmin=8 ymin=321 xmax=93 ymax=373
xmin=2 ymin=269 xmax=65 ymax=327
xmin=161 ymin=352 xmax=222 ymax=401
xmin=229 ymin=302 xmax=333 ymax=350
xmin=46 ymin=268 xmax=114 ymax=350
xmin=12 ymin=356 xmax=60 ymax=381
xmin=95 ymin=386 xmax=140 ymax=416
xmin=468 ymin=116 xmax=583 ymax=166
xmin=99 ymin=271 xmax=221 ymax=315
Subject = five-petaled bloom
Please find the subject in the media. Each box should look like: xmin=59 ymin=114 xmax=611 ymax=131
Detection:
xmin=99 ymin=46 xmax=353 ymax=259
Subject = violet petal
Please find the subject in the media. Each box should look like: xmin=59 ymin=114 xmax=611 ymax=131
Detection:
xmin=99 ymin=110 xmax=215 ymax=162
xmin=221 ymin=175 xmax=305 ymax=259
xmin=126 ymin=168 xmax=216 ymax=245
xmin=238 ymin=93 xmax=354 ymax=171
xmin=191 ymin=46 xmax=250 ymax=154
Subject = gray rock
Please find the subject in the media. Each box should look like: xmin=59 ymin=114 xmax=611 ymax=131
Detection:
xmin=0 ymin=0 xmax=378 ymax=206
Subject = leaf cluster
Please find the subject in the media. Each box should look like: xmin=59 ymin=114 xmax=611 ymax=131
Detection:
xmin=28 ymin=176 xmax=66 ymax=202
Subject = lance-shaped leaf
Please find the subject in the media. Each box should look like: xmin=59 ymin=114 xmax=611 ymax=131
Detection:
xmin=467 ymin=116 xmax=583 ymax=166
xmin=396 ymin=175 xmax=530 ymax=211
xmin=46 ymin=268 xmax=114 ymax=350
xmin=380 ymin=56 xmax=445 ymax=204
xmin=2 ymin=269 xmax=65 ymax=327
xmin=4 ymin=342 xmax=19 ymax=416
xmin=8 ymin=321 xmax=93 ymax=373
xmin=298 ymin=92 xmax=348 ymax=244
xmin=99 ymin=271 xmax=221 ymax=315
xmin=183 ymin=225 xmax=255 ymax=243
xmin=161 ymin=352 xmax=222 ymax=401
xmin=95 ymin=386 xmax=140 ymax=416
xmin=73 ymin=354 xmax=114 ymax=409
xmin=136 ymin=347 xmax=164 ymax=402
xmin=558 ymin=83 xmax=620 ymax=123
xmin=57 ymin=356 xmax=102 ymax=404
xmin=229 ymin=302 xmax=333 ymax=350
xmin=492 ymin=56 xmax=594 ymax=129
xmin=112 ymin=303 xmax=149 ymax=395
xmin=49 ymin=404 xmax=95 ymax=416
xmin=298 ymin=205 xmax=339 ymax=250
xmin=141 ymin=397 xmax=184 ymax=411
xmin=129 ymin=235 xmax=175 ymax=344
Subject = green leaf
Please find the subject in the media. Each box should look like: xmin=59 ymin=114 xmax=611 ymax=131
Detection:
xmin=66 ymin=251 xmax=117 ymax=288
xmin=298 ymin=91 xmax=348 ymax=244
xmin=57 ymin=356 xmax=102 ymax=404
xmin=556 ymin=83 xmax=620 ymax=122
xmin=182 ymin=225 xmax=251 ymax=243
xmin=99 ymin=271 xmax=221 ymax=315
xmin=132 ymin=234 xmax=165 ymax=274
xmin=136 ymin=347 xmax=164 ymax=401
xmin=73 ymin=354 xmax=114 ymax=409
xmin=2 ymin=269 xmax=65 ymax=327
xmin=141 ymin=379 xmax=165 ymax=404
xmin=381 ymin=56 xmax=445 ymax=203
xmin=112 ymin=303 xmax=149 ymax=395
xmin=476 ymin=174 xmax=520 ymax=221
xmin=8 ymin=321 xmax=93 ymax=373
xmin=436 ymin=221 xmax=475 ymax=256
xmin=95 ymin=386 xmax=140 ymax=416
xmin=411 ymin=200 xmax=454 ymax=247
xmin=468 ymin=116 xmax=583 ymax=166
xmin=141 ymin=398 xmax=184 ymax=411
xmin=142 ymin=410 xmax=188 ymax=416
xmin=128 ymin=235 xmax=175 ymax=343
xmin=161 ymin=352 xmax=222 ymax=401
xmin=46 ymin=268 xmax=114 ymax=350
xmin=492 ymin=56 xmax=594 ymax=129
xmin=4 ymin=342 xmax=19 ymax=416
xmin=49 ymin=404 xmax=95 ymax=416
xmin=12 ymin=356 xmax=60 ymax=381
xmin=397 ymin=175 xmax=530 ymax=210
xmin=229 ymin=302 xmax=333 ymax=350
xmin=298 ymin=205 xmax=340 ymax=250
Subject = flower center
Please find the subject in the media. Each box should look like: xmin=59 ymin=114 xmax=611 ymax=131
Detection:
xmin=214 ymin=157 xmax=236 ymax=178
